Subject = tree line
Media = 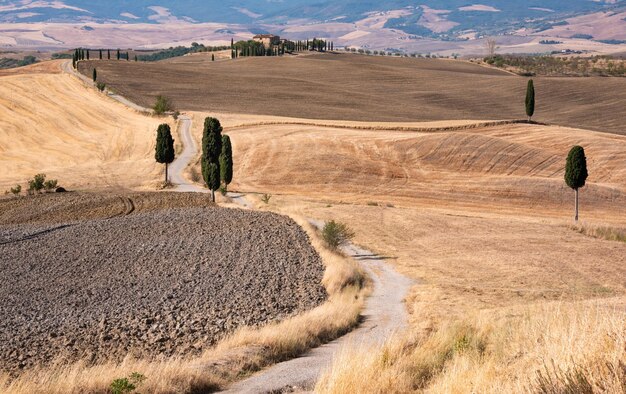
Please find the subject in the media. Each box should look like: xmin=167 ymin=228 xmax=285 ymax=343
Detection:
xmin=230 ymin=37 xmax=334 ymax=59
xmin=72 ymin=48 xmax=134 ymax=69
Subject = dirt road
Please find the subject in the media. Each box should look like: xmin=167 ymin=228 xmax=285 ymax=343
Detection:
xmin=168 ymin=118 xmax=413 ymax=392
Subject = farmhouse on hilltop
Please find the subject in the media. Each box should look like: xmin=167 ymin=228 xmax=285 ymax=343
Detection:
xmin=253 ymin=34 xmax=280 ymax=48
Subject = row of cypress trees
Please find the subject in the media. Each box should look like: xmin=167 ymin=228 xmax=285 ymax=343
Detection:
xmin=72 ymin=48 xmax=134 ymax=69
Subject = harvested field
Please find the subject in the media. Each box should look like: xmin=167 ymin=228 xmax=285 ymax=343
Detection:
xmin=0 ymin=192 xmax=326 ymax=375
xmin=0 ymin=68 xmax=169 ymax=191
xmin=83 ymin=53 xmax=626 ymax=134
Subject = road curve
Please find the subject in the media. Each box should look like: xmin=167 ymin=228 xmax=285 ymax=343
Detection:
xmin=165 ymin=116 xmax=414 ymax=393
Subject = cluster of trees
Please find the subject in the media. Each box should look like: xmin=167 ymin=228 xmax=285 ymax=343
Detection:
xmin=343 ymin=47 xmax=456 ymax=59
xmin=230 ymin=37 xmax=335 ymax=58
xmin=484 ymin=54 xmax=626 ymax=77
xmin=138 ymin=43 xmax=229 ymax=62
xmin=0 ymin=56 xmax=37 ymax=70
xmin=202 ymin=117 xmax=233 ymax=202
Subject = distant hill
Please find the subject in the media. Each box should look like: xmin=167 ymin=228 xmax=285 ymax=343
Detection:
xmin=0 ymin=1 xmax=623 ymax=37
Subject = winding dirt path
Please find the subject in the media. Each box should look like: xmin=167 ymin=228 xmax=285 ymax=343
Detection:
xmin=169 ymin=117 xmax=414 ymax=393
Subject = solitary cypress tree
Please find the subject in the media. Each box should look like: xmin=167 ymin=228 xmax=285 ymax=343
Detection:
xmin=219 ymin=135 xmax=233 ymax=189
xmin=201 ymin=117 xmax=223 ymax=202
xmin=135 ymin=55 xmax=138 ymax=62
xmin=565 ymin=146 xmax=588 ymax=222
xmin=107 ymin=49 xmax=111 ymax=60
xmin=231 ymin=38 xmax=234 ymax=49
xmin=212 ymin=53 xmax=215 ymax=61
xmin=155 ymin=124 xmax=175 ymax=183
xmin=86 ymin=50 xmax=90 ymax=60
xmin=92 ymin=68 xmax=97 ymax=82
xmin=99 ymin=49 xmax=103 ymax=60
xmin=116 ymin=49 xmax=120 ymax=60
xmin=525 ymin=79 xmax=535 ymax=122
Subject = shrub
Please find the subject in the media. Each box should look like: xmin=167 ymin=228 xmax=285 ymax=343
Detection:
xmin=28 ymin=174 xmax=46 ymax=193
xmin=153 ymin=95 xmax=172 ymax=115
xmin=96 ymin=82 xmax=106 ymax=92
xmin=44 ymin=179 xmax=58 ymax=191
xmin=110 ymin=372 xmax=146 ymax=394
xmin=261 ymin=193 xmax=272 ymax=204
xmin=322 ymin=220 xmax=355 ymax=250
xmin=9 ymin=184 xmax=21 ymax=196
xmin=173 ymin=110 xmax=180 ymax=120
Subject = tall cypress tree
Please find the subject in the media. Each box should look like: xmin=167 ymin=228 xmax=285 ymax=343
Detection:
xmin=86 ymin=50 xmax=90 ymax=60
xmin=107 ymin=49 xmax=111 ymax=60
xmin=126 ymin=52 xmax=130 ymax=61
xmin=155 ymin=124 xmax=176 ymax=183
xmin=202 ymin=117 xmax=223 ymax=202
xmin=219 ymin=135 xmax=233 ymax=189
xmin=116 ymin=49 xmax=120 ymax=60
xmin=99 ymin=49 xmax=103 ymax=60
xmin=92 ymin=68 xmax=97 ymax=82
xmin=525 ymin=79 xmax=535 ymax=122
xmin=565 ymin=146 xmax=588 ymax=222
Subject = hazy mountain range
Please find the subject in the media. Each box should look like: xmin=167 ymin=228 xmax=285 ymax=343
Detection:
xmin=0 ymin=1 xmax=625 ymax=53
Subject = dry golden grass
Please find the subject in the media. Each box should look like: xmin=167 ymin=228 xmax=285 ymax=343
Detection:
xmin=0 ymin=213 xmax=366 ymax=394
xmin=316 ymin=300 xmax=626 ymax=393
xmin=0 ymin=70 xmax=172 ymax=191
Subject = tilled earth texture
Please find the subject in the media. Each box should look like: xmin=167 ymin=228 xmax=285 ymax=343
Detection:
xmin=0 ymin=192 xmax=327 ymax=374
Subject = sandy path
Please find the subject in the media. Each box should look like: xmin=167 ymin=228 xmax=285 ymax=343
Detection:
xmin=169 ymin=117 xmax=413 ymax=392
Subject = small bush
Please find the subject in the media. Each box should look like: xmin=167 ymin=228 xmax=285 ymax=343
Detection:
xmin=96 ymin=82 xmax=106 ymax=92
xmin=322 ymin=220 xmax=355 ymax=250
xmin=153 ymin=95 xmax=172 ymax=115
xmin=173 ymin=110 xmax=181 ymax=120
xmin=28 ymin=174 xmax=46 ymax=193
xmin=190 ymin=166 xmax=201 ymax=182
xmin=367 ymin=201 xmax=379 ymax=206
xmin=9 ymin=184 xmax=21 ymax=196
xmin=219 ymin=185 xmax=227 ymax=196
xmin=44 ymin=179 xmax=58 ymax=191
xmin=261 ymin=193 xmax=272 ymax=204
xmin=110 ymin=372 xmax=146 ymax=394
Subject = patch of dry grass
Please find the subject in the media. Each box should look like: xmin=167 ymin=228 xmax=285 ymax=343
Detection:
xmin=0 ymin=214 xmax=366 ymax=394
xmin=316 ymin=300 xmax=626 ymax=393
xmin=572 ymin=223 xmax=626 ymax=243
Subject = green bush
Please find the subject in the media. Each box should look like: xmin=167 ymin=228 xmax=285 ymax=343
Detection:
xmin=28 ymin=174 xmax=46 ymax=193
xmin=153 ymin=95 xmax=172 ymax=115
xmin=322 ymin=220 xmax=355 ymax=250
xmin=9 ymin=184 xmax=21 ymax=196
xmin=96 ymin=82 xmax=106 ymax=92
xmin=110 ymin=372 xmax=146 ymax=394
xmin=44 ymin=179 xmax=58 ymax=191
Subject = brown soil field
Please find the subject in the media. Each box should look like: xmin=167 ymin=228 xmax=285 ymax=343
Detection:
xmin=82 ymin=53 xmax=626 ymax=134
xmin=0 ymin=192 xmax=326 ymax=375
xmin=0 ymin=67 xmax=170 ymax=191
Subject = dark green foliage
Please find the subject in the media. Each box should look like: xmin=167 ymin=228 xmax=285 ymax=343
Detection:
xmin=137 ymin=44 xmax=228 ymax=62
xmin=155 ymin=124 xmax=175 ymax=182
xmin=117 ymin=49 xmax=120 ymax=60
xmin=96 ymin=82 xmax=106 ymax=92
xmin=0 ymin=55 xmax=37 ymax=70
xmin=51 ymin=52 xmax=73 ymax=59
xmin=153 ymin=95 xmax=172 ymax=115
xmin=212 ymin=53 xmax=215 ymax=61
xmin=107 ymin=49 xmax=111 ymax=59
xmin=86 ymin=50 xmax=89 ymax=60
xmin=201 ymin=117 xmax=223 ymax=201
xmin=219 ymin=135 xmax=233 ymax=186
xmin=134 ymin=55 xmax=138 ymax=62
xmin=9 ymin=184 xmax=21 ymax=196
xmin=565 ymin=145 xmax=588 ymax=221
xmin=99 ymin=49 xmax=103 ymax=59
xmin=322 ymin=220 xmax=355 ymax=250
xmin=126 ymin=52 xmax=130 ymax=61
xmin=27 ymin=174 xmax=46 ymax=193
xmin=525 ymin=79 xmax=535 ymax=120
xmin=565 ymin=146 xmax=588 ymax=190
xmin=92 ymin=68 xmax=97 ymax=82
xmin=43 ymin=179 xmax=58 ymax=191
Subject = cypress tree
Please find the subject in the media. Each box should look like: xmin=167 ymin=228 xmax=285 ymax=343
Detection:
xmin=135 ymin=55 xmax=138 ymax=62
xmin=565 ymin=146 xmax=588 ymax=222
xmin=525 ymin=79 xmax=535 ymax=122
xmin=86 ymin=50 xmax=90 ymax=60
xmin=155 ymin=124 xmax=176 ymax=183
xmin=99 ymin=49 xmax=103 ymax=60
xmin=201 ymin=117 xmax=223 ymax=202
xmin=108 ymin=49 xmax=111 ymax=60
xmin=231 ymin=38 xmax=234 ymax=49
xmin=92 ymin=68 xmax=97 ymax=82
xmin=212 ymin=53 xmax=215 ymax=61
xmin=117 ymin=49 xmax=120 ymax=60
xmin=220 ymin=135 xmax=233 ymax=189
